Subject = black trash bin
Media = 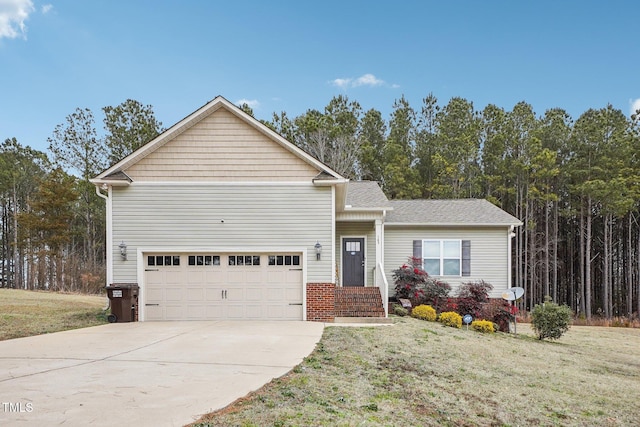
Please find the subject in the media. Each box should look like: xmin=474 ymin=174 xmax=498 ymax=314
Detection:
xmin=105 ymin=283 xmax=139 ymax=323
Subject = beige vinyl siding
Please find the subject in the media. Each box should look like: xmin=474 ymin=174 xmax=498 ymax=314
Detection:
xmin=384 ymin=226 xmax=511 ymax=298
xmin=111 ymin=183 xmax=333 ymax=284
xmin=124 ymin=108 xmax=319 ymax=181
xmin=335 ymin=222 xmax=376 ymax=287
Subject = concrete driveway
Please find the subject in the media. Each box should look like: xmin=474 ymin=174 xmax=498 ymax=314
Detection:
xmin=0 ymin=321 xmax=324 ymax=426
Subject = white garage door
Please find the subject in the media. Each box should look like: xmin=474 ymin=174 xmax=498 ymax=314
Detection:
xmin=144 ymin=253 xmax=303 ymax=321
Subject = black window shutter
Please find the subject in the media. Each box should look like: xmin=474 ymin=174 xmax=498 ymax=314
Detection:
xmin=413 ymin=240 xmax=422 ymax=259
xmin=462 ymin=240 xmax=471 ymax=276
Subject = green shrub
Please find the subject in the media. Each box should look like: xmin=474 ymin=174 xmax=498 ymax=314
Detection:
xmin=393 ymin=304 xmax=408 ymax=317
xmin=411 ymin=304 xmax=437 ymax=321
xmin=471 ymin=319 xmax=495 ymax=333
xmin=531 ymin=298 xmax=572 ymax=340
xmin=439 ymin=311 xmax=462 ymax=328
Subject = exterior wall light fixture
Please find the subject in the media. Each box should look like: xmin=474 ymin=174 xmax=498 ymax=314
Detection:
xmin=119 ymin=241 xmax=127 ymax=260
xmin=314 ymin=241 xmax=322 ymax=261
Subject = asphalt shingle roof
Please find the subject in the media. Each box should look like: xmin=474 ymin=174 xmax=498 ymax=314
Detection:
xmin=386 ymin=199 xmax=521 ymax=225
xmin=346 ymin=181 xmax=392 ymax=209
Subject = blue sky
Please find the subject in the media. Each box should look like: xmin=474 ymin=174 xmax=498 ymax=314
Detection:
xmin=1 ymin=1 xmax=639 ymax=154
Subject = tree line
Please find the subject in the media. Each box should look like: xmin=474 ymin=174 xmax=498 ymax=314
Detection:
xmin=1 ymin=100 xmax=162 ymax=293
xmin=262 ymin=94 xmax=639 ymax=320
xmin=2 ymin=94 xmax=639 ymax=320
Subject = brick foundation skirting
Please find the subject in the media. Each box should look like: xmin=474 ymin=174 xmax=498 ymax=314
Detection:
xmin=306 ymin=283 xmax=336 ymax=322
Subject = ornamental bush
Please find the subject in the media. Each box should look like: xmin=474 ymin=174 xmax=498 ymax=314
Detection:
xmin=411 ymin=304 xmax=437 ymax=322
xmin=471 ymin=319 xmax=496 ymax=333
xmin=393 ymin=304 xmax=408 ymax=317
xmin=456 ymin=280 xmax=493 ymax=318
xmin=531 ymin=297 xmax=572 ymax=340
xmin=439 ymin=311 xmax=462 ymax=328
xmin=393 ymin=257 xmax=450 ymax=310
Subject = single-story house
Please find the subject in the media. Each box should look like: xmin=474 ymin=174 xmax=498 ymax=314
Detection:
xmin=91 ymin=96 xmax=521 ymax=322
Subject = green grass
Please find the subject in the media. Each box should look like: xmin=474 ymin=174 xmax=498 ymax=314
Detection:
xmin=190 ymin=317 xmax=640 ymax=427
xmin=0 ymin=289 xmax=108 ymax=340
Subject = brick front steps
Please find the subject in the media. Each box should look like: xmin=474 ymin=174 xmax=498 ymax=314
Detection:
xmin=334 ymin=287 xmax=385 ymax=318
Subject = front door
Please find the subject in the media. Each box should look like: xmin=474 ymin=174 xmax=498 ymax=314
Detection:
xmin=343 ymin=238 xmax=365 ymax=286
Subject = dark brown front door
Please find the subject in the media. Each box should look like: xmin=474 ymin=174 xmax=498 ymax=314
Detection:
xmin=343 ymin=238 xmax=365 ymax=286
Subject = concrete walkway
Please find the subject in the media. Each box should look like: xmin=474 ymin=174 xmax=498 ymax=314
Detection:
xmin=0 ymin=321 xmax=324 ymax=426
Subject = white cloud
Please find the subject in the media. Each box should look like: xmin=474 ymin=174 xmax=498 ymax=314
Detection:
xmin=236 ymin=98 xmax=260 ymax=109
xmin=330 ymin=73 xmax=397 ymax=90
xmin=41 ymin=4 xmax=53 ymax=14
xmin=331 ymin=78 xmax=352 ymax=89
xmin=0 ymin=0 xmax=34 ymax=39
xmin=353 ymin=73 xmax=384 ymax=87
xmin=630 ymin=98 xmax=640 ymax=116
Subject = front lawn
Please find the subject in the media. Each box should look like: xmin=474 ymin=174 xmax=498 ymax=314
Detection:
xmin=191 ymin=317 xmax=640 ymax=426
xmin=0 ymin=289 xmax=108 ymax=341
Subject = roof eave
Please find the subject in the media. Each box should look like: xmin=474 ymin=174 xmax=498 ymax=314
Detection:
xmin=89 ymin=178 xmax=131 ymax=187
xmin=385 ymin=221 xmax=523 ymax=227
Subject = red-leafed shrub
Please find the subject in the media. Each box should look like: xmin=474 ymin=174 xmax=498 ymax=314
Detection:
xmin=392 ymin=257 xmax=450 ymax=310
xmin=456 ymin=280 xmax=493 ymax=318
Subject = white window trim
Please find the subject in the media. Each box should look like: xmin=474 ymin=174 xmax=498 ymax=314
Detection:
xmin=422 ymin=239 xmax=462 ymax=277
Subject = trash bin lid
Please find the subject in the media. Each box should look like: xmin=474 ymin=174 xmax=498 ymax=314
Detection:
xmin=106 ymin=283 xmax=139 ymax=289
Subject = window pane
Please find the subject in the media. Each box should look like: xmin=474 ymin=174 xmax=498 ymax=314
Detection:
xmin=245 ymin=255 xmax=252 ymax=265
xmin=443 ymin=241 xmax=461 ymax=258
xmin=423 ymin=241 xmax=440 ymax=257
xmin=148 ymin=256 xmax=155 ymax=266
xmin=204 ymin=255 xmax=212 ymax=266
xmin=213 ymin=256 xmax=220 ymax=265
xmin=443 ymin=259 xmax=460 ymax=276
xmin=423 ymin=259 xmax=440 ymax=276
xmin=276 ymin=255 xmax=284 ymax=265
xmin=268 ymin=256 xmax=276 ymax=266
xmin=237 ymin=256 xmax=244 ymax=266
xmin=253 ymin=256 xmax=260 ymax=265
xmin=197 ymin=255 xmax=204 ymax=266
xmin=165 ymin=256 xmax=172 ymax=266
xmin=188 ymin=255 xmax=195 ymax=266
xmin=156 ymin=256 xmax=164 ymax=266
xmin=173 ymin=256 xmax=180 ymax=266
xmin=228 ymin=256 xmax=235 ymax=266
xmin=285 ymin=255 xmax=292 ymax=265
xmin=292 ymin=255 xmax=300 ymax=265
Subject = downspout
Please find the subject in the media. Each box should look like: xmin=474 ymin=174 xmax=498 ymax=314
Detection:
xmin=95 ymin=185 xmax=113 ymax=287
xmin=508 ymin=225 xmax=516 ymax=288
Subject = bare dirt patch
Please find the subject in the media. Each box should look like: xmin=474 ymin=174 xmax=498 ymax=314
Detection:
xmin=0 ymin=289 xmax=107 ymax=340
xmin=190 ymin=318 xmax=640 ymax=427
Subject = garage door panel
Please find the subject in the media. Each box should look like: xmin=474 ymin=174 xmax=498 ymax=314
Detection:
xmin=186 ymin=304 xmax=205 ymax=319
xmin=205 ymin=305 xmax=225 ymax=319
xmin=186 ymin=287 xmax=204 ymax=301
xmin=205 ymin=270 xmax=224 ymax=282
xmin=144 ymin=253 xmax=303 ymax=321
xmin=286 ymin=270 xmax=303 ymax=282
xmin=145 ymin=305 xmax=163 ymax=321
xmin=226 ymin=287 xmax=245 ymax=301
xmin=186 ymin=270 xmax=205 ymax=284
xmin=244 ymin=287 xmax=264 ymax=301
xmin=204 ymin=288 xmax=223 ymax=301
xmin=227 ymin=305 xmax=247 ymax=319
xmin=267 ymin=271 xmax=284 ymax=283
xmin=285 ymin=287 xmax=303 ymax=301
xmin=227 ymin=271 xmax=245 ymax=283
xmin=165 ymin=287 xmax=183 ymax=303
xmin=165 ymin=305 xmax=185 ymax=320
xmin=266 ymin=288 xmax=283 ymax=301
xmin=164 ymin=271 xmax=183 ymax=283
